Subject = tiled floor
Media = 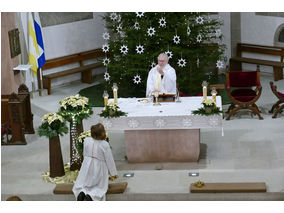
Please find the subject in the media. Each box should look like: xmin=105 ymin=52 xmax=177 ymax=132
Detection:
xmin=1 ymin=74 xmax=284 ymax=200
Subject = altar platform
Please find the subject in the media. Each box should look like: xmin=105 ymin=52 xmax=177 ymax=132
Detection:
xmin=2 ymin=74 xmax=284 ymax=201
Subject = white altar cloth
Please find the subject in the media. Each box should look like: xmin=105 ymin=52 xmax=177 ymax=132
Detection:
xmin=99 ymin=96 xmax=222 ymax=130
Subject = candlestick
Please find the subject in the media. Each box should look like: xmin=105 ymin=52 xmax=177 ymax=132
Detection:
xmin=112 ymin=83 xmax=118 ymax=105
xmin=102 ymin=90 xmax=109 ymax=110
xmin=211 ymin=87 xmax=217 ymax=104
xmin=202 ymin=81 xmax=208 ymax=101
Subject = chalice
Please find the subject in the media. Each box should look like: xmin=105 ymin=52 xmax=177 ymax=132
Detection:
xmin=153 ymin=91 xmax=161 ymax=106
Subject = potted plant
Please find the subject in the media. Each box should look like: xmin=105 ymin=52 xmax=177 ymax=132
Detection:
xmin=38 ymin=113 xmax=68 ymax=178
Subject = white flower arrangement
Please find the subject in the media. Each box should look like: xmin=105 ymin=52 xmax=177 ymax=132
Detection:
xmin=42 ymin=113 xmax=64 ymax=125
xmin=38 ymin=113 xmax=68 ymax=138
xmin=203 ymin=98 xmax=215 ymax=106
xmin=58 ymin=94 xmax=93 ymax=123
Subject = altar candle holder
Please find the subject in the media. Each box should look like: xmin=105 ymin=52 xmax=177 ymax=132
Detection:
xmin=153 ymin=91 xmax=161 ymax=106
xmin=103 ymin=90 xmax=109 ymax=110
xmin=112 ymin=83 xmax=118 ymax=104
xmin=202 ymin=81 xmax=208 ymax=101
xmin=211 ymin=87 xmax=217 ymax=104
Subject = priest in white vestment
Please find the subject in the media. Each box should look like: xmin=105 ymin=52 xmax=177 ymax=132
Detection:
xmin=146 ymin=53 xmax=177 ymax=97
xmin=73 ymin=123 xmax=118 ymax=201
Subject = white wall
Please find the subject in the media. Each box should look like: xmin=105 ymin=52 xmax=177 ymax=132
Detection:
xmin=20 ymin=12 xmax=106 ymax=90
xmin=241 ymin=12 xmax=284 ymax=73
xmin=218 ymin=12 xmax=231 ymax=69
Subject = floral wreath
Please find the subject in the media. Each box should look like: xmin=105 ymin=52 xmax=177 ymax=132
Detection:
xmin=38 ymin=113 xmax=68 ymax=138
xmin=192 ymin=99 xmax=222 ymax=116
xmin=99 ymin=102 xmax=127 ymax=118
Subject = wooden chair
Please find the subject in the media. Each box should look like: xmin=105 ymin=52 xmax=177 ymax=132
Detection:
xmin=226 ymin=68 xmax=263 ymax=120
xmin=269 ymin=81 xmax=284 ymax=118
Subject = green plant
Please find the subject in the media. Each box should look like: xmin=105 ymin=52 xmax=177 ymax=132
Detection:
xmin=38 ymin=113 xmax=68 ymax=138
xmin=58 ymin=94 xmax=93 ymax=123
xmin=99 ymin=102 xmax=127 ymax=118
xmin=192 ymin=99 xmax=222 ymax=116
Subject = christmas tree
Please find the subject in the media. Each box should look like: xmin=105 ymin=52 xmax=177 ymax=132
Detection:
xmin=101 ymin=12 xmax=226 ymax=97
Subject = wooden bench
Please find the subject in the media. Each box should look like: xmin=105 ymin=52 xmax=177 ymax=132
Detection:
xmin=42 ymin=48 xmax=105 ymax=95
xmin=190 ymin=182 xmax=266 ymax=193
xmin=230 ymin=43 xmax=284 ymax=81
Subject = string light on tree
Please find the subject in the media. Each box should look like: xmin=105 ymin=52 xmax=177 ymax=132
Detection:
xmin=116 ymin=24 xmax=122 ymax=33
xmin=177 ymin=58 xmax=187 ymax=67
xmin=102 ymin=44 xmax=110 ymax=53
xmin=103 ymin=57 xmax=111 ymax=66
xmin=133 ymin=22 xmax=140 ymax=30
xmin=136 ymin=45 xmax=144 ymax=54
xmin=133 ymin=74 xmax=141 ymax=84
xmin=196 ymin=16 xmax=204 ymax=24
xmin=164 ymin=50 xmax=173 ymax=59
xmin=120 ymin=45 xmax=129 ymax=55
xmin=151 ymin=61 xmax=156 ymax=68
xmin=136 ymin=12 xmax=144 ymax=18
xmin=197 ymin=34 xmax=202 ymax=43
xmin=104 ymin=72 xmax=110 ymax=81
xmin=216 ymin=60 xmax=224 ymax=69
xmin=147 ymin=27 xmax=156 ymax=37
xmin=110 ymin=12 xmax=118 ymax=21
xmin=102 ymin=32 xmax=110 ymax=40
xmin=173 ymin=35 xmax=181 ymax=44
xmin=159 ymin=17 xmax=166 ymax=27
xmin=187 ymin=26 xmax=191 ymax=35
xmin=215 ymin=29 xmax=222 ymax=37
xmin=197 ymin=57 xmax=200 ymax=68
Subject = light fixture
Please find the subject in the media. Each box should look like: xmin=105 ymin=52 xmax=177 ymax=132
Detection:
xmin=123 ymin=172 xmax=134 ymax=177
xmin=188 ymin=172 xmax=199 ymax=177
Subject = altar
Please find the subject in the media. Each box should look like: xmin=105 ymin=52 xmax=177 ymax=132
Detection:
xmin=99 ymin=96 xmax=222 ymax=163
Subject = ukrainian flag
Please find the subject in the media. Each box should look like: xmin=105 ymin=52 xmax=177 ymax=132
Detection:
xmin=34 ymin=12 xmax=45 ymax=70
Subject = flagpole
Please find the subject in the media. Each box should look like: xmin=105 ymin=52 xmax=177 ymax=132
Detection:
xmin=39 ymin=68 xmax=44 ymax=96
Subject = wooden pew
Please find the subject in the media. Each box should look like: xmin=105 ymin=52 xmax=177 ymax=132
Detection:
xmin=42 ymin=48 xmax=105 ymax=95
xmin=230 ymin=43 xmax=284 ymax=81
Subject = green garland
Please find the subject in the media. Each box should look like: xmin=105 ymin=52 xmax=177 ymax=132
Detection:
xmin=99 ymin=103 xmax=127 ymax=118
xmin=192 ymin=102 xmax=222 ymax=116
xmin=38 ymin=113 xmax=68 ymax=138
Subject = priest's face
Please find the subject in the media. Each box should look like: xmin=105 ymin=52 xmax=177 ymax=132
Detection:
xmin=158 ymin=56 xmax=168 ymax=68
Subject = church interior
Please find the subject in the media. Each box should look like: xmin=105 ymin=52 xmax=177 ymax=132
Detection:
xmin=1 ymin=9 xmax=284 ymax=204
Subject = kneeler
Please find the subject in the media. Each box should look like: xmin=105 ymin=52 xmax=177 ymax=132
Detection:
xmin=225 ymin=67 xmax=263 ymax=120
xmin=53 ymin=182 xmax=128 ymax=194
xmin=269 ymin=81 xmax=284 ymax=118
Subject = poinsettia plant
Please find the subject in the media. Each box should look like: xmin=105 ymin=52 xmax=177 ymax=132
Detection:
xmin=192 ymin=99 xmax=222 ymax=116
xmin=99 ymin=102 xmax=127 ymax=118
xmin=38 ymin=113 xmax=68 ymax=138
xmin=58 ymin=94 xmax=93 ymax=123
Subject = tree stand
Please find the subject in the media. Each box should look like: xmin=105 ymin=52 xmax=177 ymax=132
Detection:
xmin=49 ymin=136 xmax=65 ymax=178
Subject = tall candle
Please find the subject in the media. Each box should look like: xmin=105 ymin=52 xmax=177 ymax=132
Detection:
xmin=113 ymin=88 xmax=118 ymax=104
xmin=203 ymin=86 xmax=207 ymax=101
xmin=104 ymin=96 xmax=108 ymax=109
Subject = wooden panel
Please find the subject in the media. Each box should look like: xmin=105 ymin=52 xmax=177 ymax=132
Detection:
xmin=53 ymin=182 xmax=128 ymax=194
xmin=1 ymin=95 xmax=10 ymax=124
xmin=190 ymin=182 xmax=266 ymax=193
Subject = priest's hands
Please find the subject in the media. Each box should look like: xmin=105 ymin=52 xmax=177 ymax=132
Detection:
xmin=109 ymin=175 xmax=119 ymax=181
xmin=157 ymin=66 xmax=164 ymax=76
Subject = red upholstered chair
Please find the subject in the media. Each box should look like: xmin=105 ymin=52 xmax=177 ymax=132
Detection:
xmin=269 ymin=81 xmax=284 ymax=118
xmin=226 ymin=68 xmax=263 ymax=120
